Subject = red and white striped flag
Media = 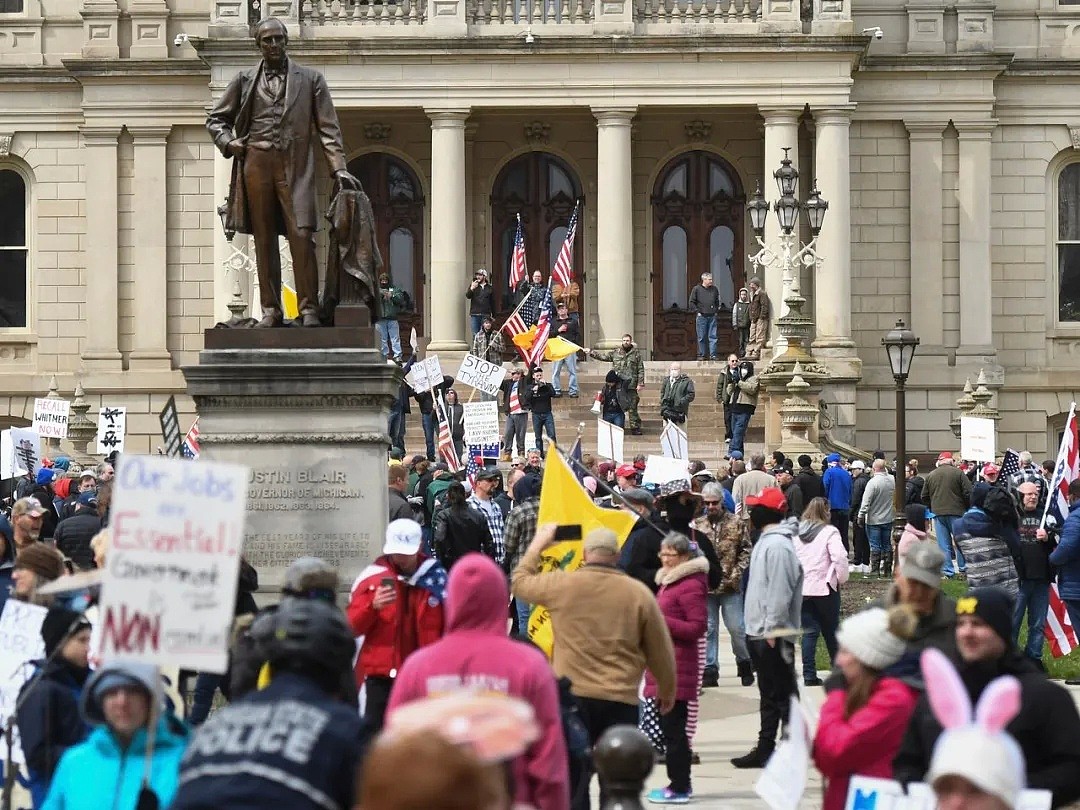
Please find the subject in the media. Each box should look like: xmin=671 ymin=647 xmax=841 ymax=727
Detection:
xmin=181 ymin=418 xmax=200 ymax=459
xmin=550 ymin=202 xmax=579 ymax=290
xmin=509 ymin=214 xmax=527 ymax=290
xmin=1043 ymin=401 xmax=1079 ymax=656
xmin=501 ymin=294 xmax=533 ymax=365
xmin=435 ymin=396 xmax=460 ymax=472
xmin=525 ymin=282 xmax=554 ymax=368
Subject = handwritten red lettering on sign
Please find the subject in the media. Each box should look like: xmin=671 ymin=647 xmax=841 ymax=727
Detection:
xmin=110 ymin=511 xmax=237 ymax=555
xmin=102 ymin=604 xmax=161 ymax=654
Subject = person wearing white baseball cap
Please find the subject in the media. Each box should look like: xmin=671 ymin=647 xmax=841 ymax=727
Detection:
xmin=347 ymin=518 xmax=447 ymax=734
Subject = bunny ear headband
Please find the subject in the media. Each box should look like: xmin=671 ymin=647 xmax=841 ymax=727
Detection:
xmin=921 ymin=647 xmax=1021 ymax=732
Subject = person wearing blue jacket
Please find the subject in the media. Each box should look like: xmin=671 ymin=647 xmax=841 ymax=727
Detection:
xmin=41 ymin=661 xmax=188 ymax=810
xmin=1049 ymin=479 xmax=1080 ymax=631
xmin=822 ymin=453 xmax=853 ymax=550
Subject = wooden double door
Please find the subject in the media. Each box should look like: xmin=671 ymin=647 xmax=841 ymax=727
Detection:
xmin=651 ymin=151 xmax=746 ymax=360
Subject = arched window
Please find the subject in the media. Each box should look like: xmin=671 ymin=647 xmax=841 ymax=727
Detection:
xmin=651 ymin=151 xmax=744 ymax=359
xmin=491 ymin=152 xmax=583 ymax=320
xmin=1058 ymin=162 xmax=1080 ymax=322
xmin=0 ymin=167 xmax=28 ymax=329
xmin=347 ymin=153 xmax=425 ymax=344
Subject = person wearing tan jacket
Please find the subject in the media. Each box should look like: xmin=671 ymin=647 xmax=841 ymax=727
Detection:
xmin=512 ymin=523 xmax=676 ymax=808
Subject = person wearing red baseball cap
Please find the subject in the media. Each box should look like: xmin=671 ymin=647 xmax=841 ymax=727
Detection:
xmin=732 ymin=486 xmax=804 ymax=769
xmin=615 ymin=464 xmax=638 ymax=492
xmin=921 ymin=451 xmax=974 ymax=578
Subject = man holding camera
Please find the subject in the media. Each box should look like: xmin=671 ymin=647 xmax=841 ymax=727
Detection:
xmin=347 ymin=519 xmax=446 ymax=733
xmin=465 ymin=268 xmax=494 ymax=335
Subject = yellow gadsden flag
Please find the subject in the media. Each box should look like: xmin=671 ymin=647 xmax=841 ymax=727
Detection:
xmin=510 ymin=327 xmax=582 ymax=362
xmin=527 ymin=448 xmax=636 ymax=657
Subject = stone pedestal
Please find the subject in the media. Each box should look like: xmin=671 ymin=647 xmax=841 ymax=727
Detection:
xmin=182 ymin=346 xmax=399 ymax=592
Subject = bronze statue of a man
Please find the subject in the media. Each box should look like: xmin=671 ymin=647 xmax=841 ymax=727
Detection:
xmin=207 ymin=17 xmax=360 ymax=327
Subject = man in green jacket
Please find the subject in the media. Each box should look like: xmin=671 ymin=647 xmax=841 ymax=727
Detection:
xmin=659 ymin=362 xmax=695 ymax=425
xmin=589 ymin=334 xmax=645 ymax=435
xmin=921 ymin=451 xmax=975 ymax=578
xmin=376 ymin=273 xmax=410 ymax=363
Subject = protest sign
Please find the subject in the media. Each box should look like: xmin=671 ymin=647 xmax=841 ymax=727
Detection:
xmin=99 ymin=454 xmax=248 ymax=673
xmin=2 ymin=428 xmax=42 ymax=479
xmin=660 ymin=420 xmax=689 ymax=460
xmin=96 ymin=406 xmax=127 ymax=454
xmin=456 ymin=354 xmax=507 ymax=397
xmin=0 ymin=431 xmax=14 ymax=480
xmin=463 ymin=401 xmax=500 ymax=446
xmin=0 ymin=600 xmax=48 ymax=765
xmin=159 ymin=396 xmax=183 ymax=458
xmin=755 ymin=696 xmax=809 ymax=809
xmin=32 ymin=398 xmax=69 ymax=440
xmin=596 ymin=418 xmax=624 ymax=464
xmin=410 ymin=356 xmax=444 ymax=393
xmin=961 ymin=416 xmax=996 ymax=463
xmin=641 ymin=454 xmax=689 ymax=486
xmin=845 ymin=779 xmax=1051 ymax=810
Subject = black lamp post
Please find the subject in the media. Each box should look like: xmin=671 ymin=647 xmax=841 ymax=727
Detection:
xmin=882 ymin=319 xmax=920 ymax=515
xmin=747 ymin=182 xmax=770 ymax=237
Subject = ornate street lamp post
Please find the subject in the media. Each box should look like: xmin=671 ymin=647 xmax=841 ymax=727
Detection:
xmin=746 ymin=149 xmax=828 ymax=367
xmin=882 ymin=319 xmax=919 ymax=515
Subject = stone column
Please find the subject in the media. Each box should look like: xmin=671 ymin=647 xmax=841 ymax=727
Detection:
xmin=811 ymin=107 xmax=855 ymax=354
xmin=906 ymin=121 xmax=947 ymax=353
xmin=426 ymin=109 xmax=469 ymax=352
xmin=80 ymin=126 xmax=122 ymax=371
xmin=129 ymin=126 xmax=172 ymax=370
xmin=593 ymin=107 xmax=635 ymax=350
xmin=956 ymin=122 xmax=996 ymax=357
xmin=760 ymin=107 xmax=802 ymax=348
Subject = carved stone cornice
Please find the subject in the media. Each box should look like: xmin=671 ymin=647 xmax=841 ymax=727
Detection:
xmin=192 ymin=394 xmax=394 ymax=409
xmin=200 ymin=432 xmax=390 ymax=445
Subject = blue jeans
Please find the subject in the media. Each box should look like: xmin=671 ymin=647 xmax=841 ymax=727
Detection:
xmin=603 ymin=411 xmax=625 ymax=429
xmin=388 ymin=409 xmax=406 ymax=451
xmin=422 ymin=412 xmax=437 ymax=460
xmin=533 ymin=412 xmax=556 ymax=454
xmin=1013 ymin=579 xmax=1050 ymax=661
xmin=470 ymin=314 xmax=487 ymax=335
xmin=729 ymin=410 xmax=752 ymax=456
xmin=705 ymin=592 xmax=750 ymax=670
xmin=695 ymin=314 xmax=717 ymax=358
xmin=801 ymin=589 xmax=840 ymax=682
xmin=934 ymin=515 xmax=966 ymax=575
xmin=515 ymin=599 xmax=532 ymax=637
xmin=375 ymin=318 xmax=401 ymax=360
xmin=551 ymin=352 xmax=578 ymax=395
xmin=189 ymin=671 xmax=224 ymax=725
xmin=866 ymin=523 xmax=892 ymax=554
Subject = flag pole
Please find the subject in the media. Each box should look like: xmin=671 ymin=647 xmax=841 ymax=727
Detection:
xmin=1041 ymin=400 xmax=1077 ymax=529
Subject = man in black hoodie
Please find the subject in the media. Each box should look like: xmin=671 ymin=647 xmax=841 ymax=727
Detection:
xmin=526 ymin=367 xmax=557 ymax=457
xmin=893 ymin=587 xmax=1080 ymax=808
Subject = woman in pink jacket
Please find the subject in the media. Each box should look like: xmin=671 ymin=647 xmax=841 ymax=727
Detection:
xmin=794 ymin=497 xmax=850 ymax=686
xmin=644 ymin=532 xmax=708 ymax=805
xmin=387 ymin=553 xmax=569 ymax=810
xmin=812 ymin=606 xmax=920 ymax=810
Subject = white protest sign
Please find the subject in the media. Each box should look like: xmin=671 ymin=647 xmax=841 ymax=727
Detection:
xmin=755 ymin=696 xmax=809 ymax=809
xmin=848 ymin=780 xmax=1051 ymax=810
xmin=0 ymin=600 xmax=48 ymax=765
xmin=596 ymin=418 xmax=624 ymax=464
xmin=641 ymin=455 xmax=690 ymax=486
xmin=410 ymin=355 xmax=445 ymax=393
xmin=6 ymin=428 xmax=42 ymax=478
xmin=456 ymin=354 xmax=507 ymax=398
xmin=660 ymin=420 xmax=689 ymax=460
xmin=96 ymin=406 xmax=127 ymax=455
xmin=32 ymin=398 xmax=70 ymax=440
xmin=0 ymin=431 xmax=14 ymax=480
xmin=100 ymin=455 xmax=248 ymax=673
xmin=960 ymin=415 xmax=996 ymax=463
xmin=463 ymin=401 xmax=500 ymax=446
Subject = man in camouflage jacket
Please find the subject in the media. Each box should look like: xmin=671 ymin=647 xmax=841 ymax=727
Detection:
xmin=589 ymin=333 xmax=645 ymax=435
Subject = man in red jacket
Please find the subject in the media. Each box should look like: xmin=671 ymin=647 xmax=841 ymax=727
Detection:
xmin=388 ymin=553 xmax=570 ymax=810
xmin=347 ymin=518 xmax=446 ymax=733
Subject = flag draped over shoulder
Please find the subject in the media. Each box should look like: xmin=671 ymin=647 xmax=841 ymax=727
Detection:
xmin=527 ymin=447 xmax=636 ymax=657
xmin=1044 ymin=403 xmax=1079 ymax=657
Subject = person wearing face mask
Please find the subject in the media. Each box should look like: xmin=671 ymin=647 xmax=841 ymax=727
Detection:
xmin=588 ymin=335 xmax=645 ymax=436
xmin=659 ymin=362 xmax=695 ymax=426
xmin=721 ymin=360 xmax=758 ymax=457
xmin=715 ymin=354 xmax=740 ymax=445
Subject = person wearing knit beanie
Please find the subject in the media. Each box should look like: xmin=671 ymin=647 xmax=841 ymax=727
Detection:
xmin=956 ymin=587 xmax=1015 ymax=651
xmin=812 ymin=606 xmax=921 ymax=810
xmin=12 ymin=543 xmax=65 ymax=602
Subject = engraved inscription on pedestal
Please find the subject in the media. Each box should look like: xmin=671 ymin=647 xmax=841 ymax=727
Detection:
xmin=241 ymin=460 xmax=376 ymax=588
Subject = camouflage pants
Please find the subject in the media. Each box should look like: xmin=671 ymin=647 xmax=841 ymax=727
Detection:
xmin=623 ymin=389 xmax=641 ymax=430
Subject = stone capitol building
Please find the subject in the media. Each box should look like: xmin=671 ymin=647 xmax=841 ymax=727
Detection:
xmin=0 ymin=0 xmax=1078 ymax=457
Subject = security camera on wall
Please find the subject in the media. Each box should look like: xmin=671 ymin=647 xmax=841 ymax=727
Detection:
xmin=173 ymin=32 xmax=190 ymax=47
xmin=862 ymin=26 xmax=883 ymax=40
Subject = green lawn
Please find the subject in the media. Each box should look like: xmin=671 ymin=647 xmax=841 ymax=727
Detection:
xmin=814 ymin=577 xmax=1080 ymax=681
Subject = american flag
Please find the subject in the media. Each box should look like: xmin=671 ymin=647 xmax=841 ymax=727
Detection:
xmin=501 ymin=297 xmax=533 ymax=366
xmin=181 ymin=418 xmax=200 ymax=459
xmin=435 ymin=396 xmax=461 ymax=472
xmin=465 ymin=445 xmax=484 ymax=487
xmin=525 ymin=282 xmax=554 ymax=368
xmin=509 ymin=214 xmax=527 ymax=290
xmin=1043 ymin=403 xmax=1079 ymax=656
xmin=550 ymin=202 xmax=579 ymax=290
xmin=999 ymin=448 xmax=1021 ymax=480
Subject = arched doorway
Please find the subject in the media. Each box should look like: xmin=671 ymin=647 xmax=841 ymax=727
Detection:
xmin=651 ymin=151 xmax=745 ymax=360
xmin=348 ymin=152 xmax=425 ymax=351
xmin=490 ymin=152 xmax=584 ymax=324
